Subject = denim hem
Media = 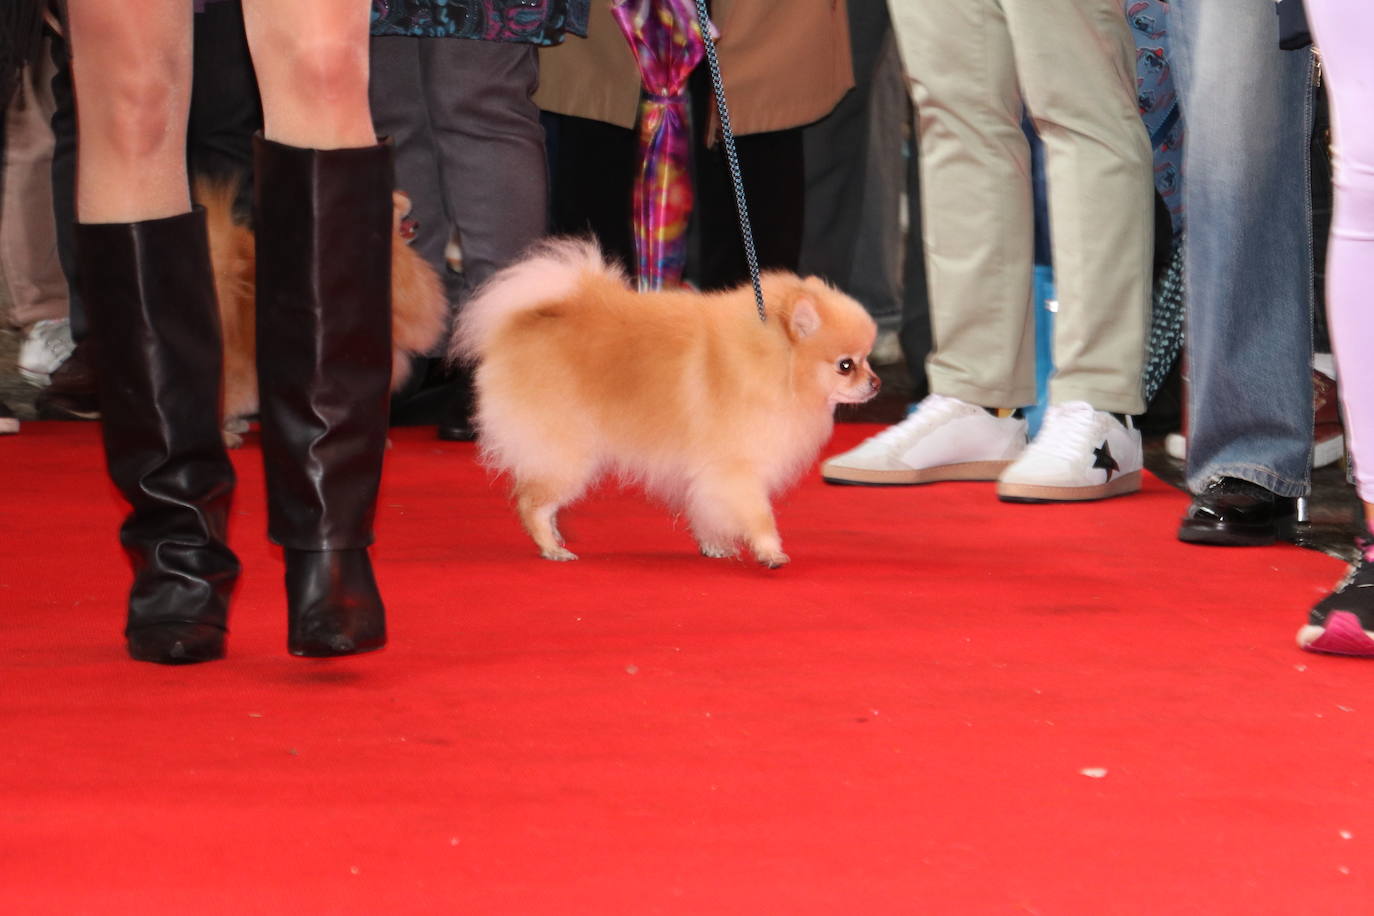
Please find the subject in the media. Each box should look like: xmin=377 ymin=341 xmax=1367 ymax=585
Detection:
xmin=1186 ymin=463 xmax=1309 ymax=499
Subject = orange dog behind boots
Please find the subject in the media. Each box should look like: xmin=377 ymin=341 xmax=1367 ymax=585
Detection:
xmin=452 ymin=239 xmax=880 ymax=567
xmin=196 ymin=178 xmax=448 ymax=446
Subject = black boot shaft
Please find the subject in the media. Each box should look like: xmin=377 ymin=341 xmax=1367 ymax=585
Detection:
xmin=253 ymin=136 xmax=394 ymax=550
xmin=76 ymin=208 xmax=240 ymax=655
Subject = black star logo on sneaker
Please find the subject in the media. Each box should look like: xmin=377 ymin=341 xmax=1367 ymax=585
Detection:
xmin=1093 ymin=441 xmax=1120 ymax=481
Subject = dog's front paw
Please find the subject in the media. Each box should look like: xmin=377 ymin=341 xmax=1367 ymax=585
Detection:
xmin=541 ymin=547 xmax=579 ymax=562
xmin=757 ymin=551 xmax=790 ymax=569
xmin=698 ymin=542 xmax=738 ymax=560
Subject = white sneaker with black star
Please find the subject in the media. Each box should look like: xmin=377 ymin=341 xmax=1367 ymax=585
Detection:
xmin=996 ymin=401 xmax=1142 ymax=502
xmin=821 ymin=393 xmax=1027 ymax=485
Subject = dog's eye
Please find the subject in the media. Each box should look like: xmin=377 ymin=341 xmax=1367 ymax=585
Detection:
xmin=837 ymin=358 xmax=855 ymax=375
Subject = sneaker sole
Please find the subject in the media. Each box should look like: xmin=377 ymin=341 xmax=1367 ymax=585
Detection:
xmin=37 ymin=409 xmax=101 ymax=421
xmin=821 ymin=460 xmax=1014 ymax=486
xmin=0 ymin=417 xmax=18 ymax=435
xmin=996 ymin=470 xmax=1142 ymax=503
xmin=1298 ymin=612 xmax=1374 ymax=657
xmin=18 ymin=367 xmax=52 ymax=388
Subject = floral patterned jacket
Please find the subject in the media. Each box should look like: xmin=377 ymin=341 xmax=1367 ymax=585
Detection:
xmin=371 ymin=0 xmax=589 ymax=44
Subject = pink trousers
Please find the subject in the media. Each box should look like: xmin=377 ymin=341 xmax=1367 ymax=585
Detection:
xmin=1306 ymin=0 xmax=1374 ymax=502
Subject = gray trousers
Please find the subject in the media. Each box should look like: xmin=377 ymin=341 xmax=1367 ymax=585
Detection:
xmin=368 ymin=36 xmax=547 ymax=314
xmin=2 ymin=38 xmax=69 ymax=329
xmin=800 ymin=0 xmax=909 ymax=334
xmin=891 ymin=0 xmax=1153 ymax=414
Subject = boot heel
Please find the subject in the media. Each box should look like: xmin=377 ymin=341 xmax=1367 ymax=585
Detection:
xmin=127 ymin=623 xmax=227 ymax=664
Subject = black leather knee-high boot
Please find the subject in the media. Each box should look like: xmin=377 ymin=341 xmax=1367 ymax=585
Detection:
xmin=77 ymin=209 xmax=241 ymax=664
xmin=252 ymin=135 xmax=392 ymax=657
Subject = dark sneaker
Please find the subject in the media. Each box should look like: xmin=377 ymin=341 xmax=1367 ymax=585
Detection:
xmin=33 ymin=339 xmax=100 ymax=420
xmin=1299 ymin=536 xmax=1374 ymax=657
xmin=0 ymin=401 xmax=18 ymax=435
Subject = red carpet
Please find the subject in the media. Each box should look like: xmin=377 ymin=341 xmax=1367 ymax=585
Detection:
xmin=3 ymin=423 xmax=1372 ymax=914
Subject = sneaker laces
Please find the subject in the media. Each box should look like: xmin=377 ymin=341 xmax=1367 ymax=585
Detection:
xmin=1023 ymin=401 xmax=1102 ymax=463
xmin=867 ymin=394 xmax=975 ymax=453
xmin=1318 ymin=534 xmax=1374 ymax=617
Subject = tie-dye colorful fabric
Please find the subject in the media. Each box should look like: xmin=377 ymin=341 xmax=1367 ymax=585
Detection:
xmin=372 ymin=0 xmax=590 ymax=44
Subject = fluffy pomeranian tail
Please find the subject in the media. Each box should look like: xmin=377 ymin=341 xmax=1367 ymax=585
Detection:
xmin=387 ymin=192 xmax=448 ymax=367
xmin=450 ymin=236 xmax=627 ymax=366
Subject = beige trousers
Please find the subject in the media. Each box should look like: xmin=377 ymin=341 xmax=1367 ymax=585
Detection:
xmin=1 ymin=38 xmax=69 ymax=330
xmin=890 ymin=0 xmax=1153 ymax=414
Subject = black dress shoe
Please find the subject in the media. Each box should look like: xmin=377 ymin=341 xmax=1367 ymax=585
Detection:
xmin=1177 ymin=476 xmax=1299 ymax=546
xmin=437 ymin=417 xmax=476 ymax=442
xmin=436 ymin=382 xmax=476 ymax=442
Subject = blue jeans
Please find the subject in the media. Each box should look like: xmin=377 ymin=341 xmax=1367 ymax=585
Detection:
xmin=1170 ymin=0 xmax=1315 ymax=498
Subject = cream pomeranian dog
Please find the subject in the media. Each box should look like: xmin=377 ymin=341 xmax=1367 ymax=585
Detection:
xmin=196 ymin=178 xmax=448 ymax=446
xmin=451 ymin=239 xmax=880 ymax=567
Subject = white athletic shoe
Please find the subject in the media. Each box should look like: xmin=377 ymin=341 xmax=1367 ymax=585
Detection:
xmin=821 ymin=393 xmax=1028 ymax=485
xmin=18 ymin=318 xmax=75 ymax=388
xmin=996 ymin=401 xmax=1142 ymax=502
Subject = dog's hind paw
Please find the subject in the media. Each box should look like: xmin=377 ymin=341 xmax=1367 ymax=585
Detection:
xmin=541 ymin=547 xmax=579 ymax=562
xmin=222 ymin=416 xmax=249 ymax=449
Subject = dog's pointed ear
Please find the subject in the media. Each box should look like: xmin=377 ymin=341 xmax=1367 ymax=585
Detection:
xmin=787 ymin=297 xmax=821 ymax=340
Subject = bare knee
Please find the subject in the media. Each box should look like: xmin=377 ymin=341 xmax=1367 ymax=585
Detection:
xmin=263 ymin=34 xmax=369 ymax=111
xmin=78 ymin=55 xmax=188 ymax=163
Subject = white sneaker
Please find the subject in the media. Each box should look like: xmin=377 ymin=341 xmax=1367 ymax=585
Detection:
xmin=996 ymin=401 xmax=1142 ymax=502
xmin=18 ymin=318 xmax=75 ymax=388
xmin=821 ymin=393 xmax=1027 ymax=485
